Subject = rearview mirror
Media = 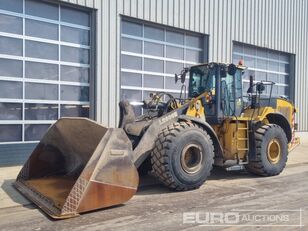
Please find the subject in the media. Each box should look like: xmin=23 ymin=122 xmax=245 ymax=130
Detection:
xmin=175 ymin=68 xmax=188 ymax=84
xmin=180 ymin=72 xmax=186 ymax=83
xmin=228 ymin=64 xmax=237 ymax=75
xmin=256 ymin=82 xmax=265 ymax=94
xmin=175 ymin=74 xmax=179 ymax=83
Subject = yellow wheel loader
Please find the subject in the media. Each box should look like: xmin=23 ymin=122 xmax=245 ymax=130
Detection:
xmin=14 ymin=62 xmax=300 ymax=219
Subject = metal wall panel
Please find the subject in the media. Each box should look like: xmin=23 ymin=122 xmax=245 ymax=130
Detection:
xmin=0 ymin=143 xmax=36 ymax=167
xmin=60 ymin=0 xmax=308 ymax=130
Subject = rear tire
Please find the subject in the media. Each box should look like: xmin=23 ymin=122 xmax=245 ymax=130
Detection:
xmin=245 ymin=124 xmax=288 ymax=176
xmin=151 ymin=121 xmax=214 ymax=191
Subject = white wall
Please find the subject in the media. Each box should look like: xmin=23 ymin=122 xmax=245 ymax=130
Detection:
xmin=61 ymin=0 xmax=308 ymax=130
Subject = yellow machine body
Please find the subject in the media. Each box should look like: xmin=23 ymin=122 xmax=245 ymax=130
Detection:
xmin=186 ymin=95 xmax=300 ymax=163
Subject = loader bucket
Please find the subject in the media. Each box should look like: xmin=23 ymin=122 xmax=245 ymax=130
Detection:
xmin=14 ymin=118 xmax=139 ymax=219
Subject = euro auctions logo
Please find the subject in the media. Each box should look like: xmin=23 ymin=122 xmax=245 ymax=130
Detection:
xmin=183 ymin=212 xmax=240 ymax=224
xmin=183 ymin=209 xmax=304 ymax=227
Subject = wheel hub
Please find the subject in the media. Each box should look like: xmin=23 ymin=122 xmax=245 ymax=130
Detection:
xmin=267 ymin=139 xmax=281 ymax=164
xmin=180 ymin=144 xmax=203 ymax=174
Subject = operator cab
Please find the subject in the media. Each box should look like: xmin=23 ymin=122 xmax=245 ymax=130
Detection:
xmin=186 ymin=62 xmax=246 ymax=124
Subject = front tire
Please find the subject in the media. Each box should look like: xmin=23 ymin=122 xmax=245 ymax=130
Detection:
xmin=245 ymin=124 xmax=288 ymax=176
xmin=151 ymin=121 xmax=214 ymax=191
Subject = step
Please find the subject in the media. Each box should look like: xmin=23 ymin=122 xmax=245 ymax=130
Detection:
xmin=237 ymin=138 xmax=248 ymax=141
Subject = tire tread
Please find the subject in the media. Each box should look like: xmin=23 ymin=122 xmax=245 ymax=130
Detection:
xmin=151 ymin=121 xmax=214 ymax=191
xmin=246 ymin=124 xmax=288 ymax=176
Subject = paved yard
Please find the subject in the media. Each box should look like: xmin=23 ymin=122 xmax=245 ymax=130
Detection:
xmin=0 ymin=133 xmax=307 ymax=231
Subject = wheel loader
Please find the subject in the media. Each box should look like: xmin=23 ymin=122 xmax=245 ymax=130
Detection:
xmin=14 ymin=62 xmax=300 ymax=219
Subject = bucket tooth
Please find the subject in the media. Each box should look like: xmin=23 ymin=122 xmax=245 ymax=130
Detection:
xmin=14 ymin=118 xmax=139 ymax=219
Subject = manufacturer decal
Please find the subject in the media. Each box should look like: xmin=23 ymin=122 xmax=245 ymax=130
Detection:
xmin=159 ymin=111 xmax=178 ymax=125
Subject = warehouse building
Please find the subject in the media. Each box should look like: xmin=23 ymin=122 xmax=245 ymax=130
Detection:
xmin=0 ymin=0 xmax=307 ymax=166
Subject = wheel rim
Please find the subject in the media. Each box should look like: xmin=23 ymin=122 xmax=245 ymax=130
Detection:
xmin=180 ymin=144 xmax=203 ymax=174
xmin=267 ymin=139 xmax=281 ymax=164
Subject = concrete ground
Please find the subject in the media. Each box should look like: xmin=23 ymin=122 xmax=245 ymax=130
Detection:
xmin=0 ymin=133 xmax=307 ymax=231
